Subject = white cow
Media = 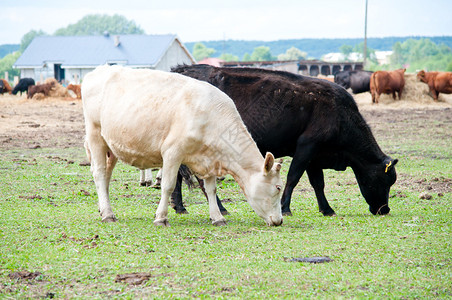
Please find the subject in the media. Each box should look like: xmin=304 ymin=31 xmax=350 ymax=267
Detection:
xmin=82 ymin=65 xmax=283 ymax=226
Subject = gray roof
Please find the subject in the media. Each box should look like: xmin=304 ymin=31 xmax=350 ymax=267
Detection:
xmin=14 ymin=34 xmax=191 ymax=68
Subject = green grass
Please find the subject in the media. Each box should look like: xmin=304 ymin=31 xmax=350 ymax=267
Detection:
xmin=1 ymin=116 xmax=451 ymax=298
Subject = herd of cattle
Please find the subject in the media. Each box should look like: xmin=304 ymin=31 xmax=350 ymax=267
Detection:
xmin=81 ymin=65 xmax=399 ymax=226
xmin=334 ymin=68 xmax=452 ymax=103
xmin=1 ymin=65 xmax=451 ymax=226
xmin=0 ymin=77 xmax=81 ymax=99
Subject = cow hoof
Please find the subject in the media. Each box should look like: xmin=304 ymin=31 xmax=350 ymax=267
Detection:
xmin=220 ymin=210 xmax=229 ymax=216
xmin=321 ymin=210 xmax=337 ymax=217
xmin=102 ymin=216 xmax=117 ymax=222
xmin=212 ymin=220 xmax=227 ymax=226
xmin=175 ymin=209 xmax=189 ymax=214
xmin=154 ymin=219 xmax=170 ymax=227
xmin=282 ymin=211 xmax=293 ymax=216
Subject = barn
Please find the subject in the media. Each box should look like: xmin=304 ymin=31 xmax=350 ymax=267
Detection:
xmin=13 ymin=33 xmax=195 ymax=84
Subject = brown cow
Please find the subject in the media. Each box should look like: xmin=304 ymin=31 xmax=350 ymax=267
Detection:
xmin=370 ymin=69 xmax=406 ymax=104
xmin=417 ymin=70 xmax=452 ymax=101
xmin=27 ymin=82 xmax=55 ymax=99
xmin=0 ymin=79 xmax=12 ymax=94
xmin=67 ymin=84 xmax=81 ymax=99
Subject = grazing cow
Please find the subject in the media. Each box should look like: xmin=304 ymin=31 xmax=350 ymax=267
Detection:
xmin=12 ymin=78 xmax=35 ymax=96
xmin=82 ymin=65 xmax=283 ymax=227
xmin=171 ymin=64 xmax=398 ymax=216
xmin=334 ymin=70 xmax=373 ymax=94
xmin=0 ymin=79 xmax=12 ymax=94
xmin=67 ymin=84 xmax=82 ymax=99
xmin=417 ymin=70 xmax=452 ymax=101
xmin=27 ymin=82 xmax=54 ymax=99
xmin=370 ymin=69 xmax=406 ymax=104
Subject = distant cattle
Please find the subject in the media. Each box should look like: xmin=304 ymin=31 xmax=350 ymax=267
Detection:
xmin=12 ymin=78 xmax=35 ymax=96
xmin=27 ymin=82 xmax=54 ymax=99
xmin=334 ymin=70 xmax=373 ymax=94
xmin=0 ymin=79 xmax=12 ymax=94
xmin=171 ymin=65 xmax=398 ymax=217
xmin=67 ymin=84 xmax=81 ymax=99
xmin=370 ymin=69 xmax=406 ymax=104
xmin=82 ymin=65 xmax=283 ymax=226
xmin=417 ymin=70 xmax=452 ymax=101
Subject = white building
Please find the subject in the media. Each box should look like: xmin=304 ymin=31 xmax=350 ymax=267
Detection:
xmin=13 ymin=34 xmax=195 ymax=84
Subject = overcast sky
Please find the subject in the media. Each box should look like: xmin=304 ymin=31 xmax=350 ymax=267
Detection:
xmin=1 ymin=0 xmax=451 ymax=45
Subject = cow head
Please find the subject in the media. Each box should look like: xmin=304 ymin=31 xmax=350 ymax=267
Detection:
xmin=334 ymin=72 xmax=351 ymax=89
xmin=246 ymin=153 xmax=284 ymax=226
xmin=417 ymin=70 xmax=427 ymax=83
xmin=354 ymin=157 xmax=398 ymax=215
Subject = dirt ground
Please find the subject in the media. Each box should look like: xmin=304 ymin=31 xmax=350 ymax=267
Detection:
xmin=1 ymin=89 xmax=451 ymax=150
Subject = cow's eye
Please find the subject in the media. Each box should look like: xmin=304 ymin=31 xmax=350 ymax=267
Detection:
xmin=276 ymin=185 xmax=282 ymax=191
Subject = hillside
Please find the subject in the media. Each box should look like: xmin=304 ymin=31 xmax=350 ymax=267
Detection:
xmin=0 ymin=44 xmax=20 ymax=58
xmin=185 ymin=36 xmax=452 ymax=60
xmin=3 ymin=36 xmax=452 ymax=61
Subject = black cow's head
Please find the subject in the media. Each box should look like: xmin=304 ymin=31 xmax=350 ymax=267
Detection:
xmin=354 ymin=157 xmax=398 ymax=215
xmin=334 ymin=72 xmax=351 ymax=89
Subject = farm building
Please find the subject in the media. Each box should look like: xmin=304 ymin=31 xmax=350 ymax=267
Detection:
xmin=13 ymin=34 xmax=195 ymax=84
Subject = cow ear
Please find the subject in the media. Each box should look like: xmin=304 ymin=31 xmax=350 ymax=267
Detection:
xmin=384 ymin=159 xmax=398 ymax=173
xmin=263 ymin=152 xmax=275 ymax=175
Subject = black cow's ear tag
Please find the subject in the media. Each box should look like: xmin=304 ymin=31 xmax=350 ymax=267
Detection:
xmin=385 ymin=159 xmax=398 ymax=173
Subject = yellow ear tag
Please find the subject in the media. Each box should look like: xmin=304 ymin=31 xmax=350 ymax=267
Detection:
xmin=385 ymin=161 xmax=392 ymax=173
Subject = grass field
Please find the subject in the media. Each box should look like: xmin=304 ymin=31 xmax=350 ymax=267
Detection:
xmin=0 ymin=106 xmax=451 ymax=298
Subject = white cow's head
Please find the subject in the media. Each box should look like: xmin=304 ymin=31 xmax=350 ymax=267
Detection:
xmin=246 ymin=153 xmax=284 ymax=226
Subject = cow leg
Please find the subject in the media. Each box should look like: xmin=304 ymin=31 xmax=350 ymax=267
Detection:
xmin=154 ymin=161 xmax=181 ymax=227
xmin=306 ymin=166 xmax=336 ymax=216
xmin=170 ymin=171 xmax=189 ymax=214
xmin=85 ymin=131 xmax=118 ymax=222
xmin=197 ymin=176 xmax=228 ymax=215
xmin=431 ymin=89 xmax=438 ymax=101
xmin=140 ymin=169 xmax=154 ymax=187
xmin=152 ymin=169 xmax=162 ymax=188
xmin=392 ymin=91 xmax=397 ymax=100
xmin=281 ymin=137 xmax=317 ymax=216
xmin=204 ymin=176 xmax=227 ymax=226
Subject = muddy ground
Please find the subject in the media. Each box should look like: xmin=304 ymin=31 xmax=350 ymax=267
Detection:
xmin=0 ymin=92 xmax=451 ymax=195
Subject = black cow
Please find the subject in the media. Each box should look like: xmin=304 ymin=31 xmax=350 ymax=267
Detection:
xmin=170 ymin=64 xmax=398 ymax=217
xmin=334 ymin=70 xmax=373 ymax=94
xmin=12 ymin=78 xmax=35 ymax=96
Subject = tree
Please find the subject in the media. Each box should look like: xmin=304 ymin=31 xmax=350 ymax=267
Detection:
xmin=243 ymin=53 xmax=251 ymax=61
xmin=250 ymin=46 xmax=275 ymax=61
xmin=53 ymin=14 xmax=144 ymax=36
xmin=20 ymin=30 xmax=46 ymax=52
xmin=277 ymin=47 xmax=307 ymax=61
xmin=353 ymin=42 xmax=377 ymax=64
xmin=219 ymin=53 xmax=239 ymax=62
xmin=388 ymin=38 xmax=452 ymax=71
xmin=447 ymin=61 xmax=452 ymax=72
xmin=0 ymin=51 xmax=21 ymax=79
xmin=339 ymin=44 xmax=353 ymax=61
xmin=192 ymin=43 xmax=216 ymax=61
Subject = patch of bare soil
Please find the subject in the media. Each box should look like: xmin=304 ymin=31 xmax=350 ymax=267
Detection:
xmin=0 ymin=95 xmax=84 ymax=149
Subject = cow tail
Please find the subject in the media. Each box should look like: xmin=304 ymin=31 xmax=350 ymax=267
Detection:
xmin=179 ymin=165 xmax=195 ymax=190
xmin=370 ymin=72 xmax=378 ymax=103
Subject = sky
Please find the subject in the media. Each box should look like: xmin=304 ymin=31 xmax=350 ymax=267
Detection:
xmin=1 ymin=0 xmax=452 ymax=45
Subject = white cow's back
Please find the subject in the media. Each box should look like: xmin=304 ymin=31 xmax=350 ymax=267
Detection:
xmin=82 ymin=65 xmax=255 ymax=173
